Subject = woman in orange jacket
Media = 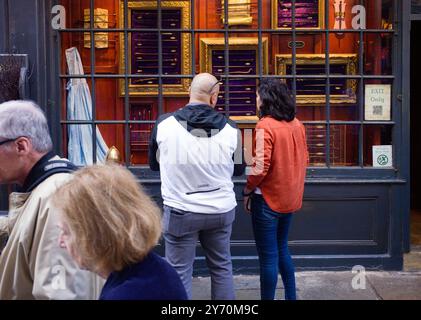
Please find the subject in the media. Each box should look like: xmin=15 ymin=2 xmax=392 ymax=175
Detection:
xmin=243 ymin=78 xmax=309 ymax=300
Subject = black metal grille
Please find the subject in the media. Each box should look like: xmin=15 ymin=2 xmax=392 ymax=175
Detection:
xmin=57 ymin=0 xmax=397 ymax=170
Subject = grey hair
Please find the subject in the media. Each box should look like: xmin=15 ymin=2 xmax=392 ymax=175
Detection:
xmin=0 ymin=100 xmax=53 ymax=153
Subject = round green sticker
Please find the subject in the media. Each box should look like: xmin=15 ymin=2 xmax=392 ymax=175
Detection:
xmin=377 ymin=154 xmax=389 ymax=166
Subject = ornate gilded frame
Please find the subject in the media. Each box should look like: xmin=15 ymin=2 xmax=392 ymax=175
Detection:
xmin=200 ymin=37 xmax=268 ymax=122
xmin=271 ymin=0 xmax=325 ymax=30
xmin=119 ymin=1 xmax=191 ymax=96
xmin=275 ymin=54 xmax=358 ymax=104
xmin=221 ymin=0 xmax=253 ymax=26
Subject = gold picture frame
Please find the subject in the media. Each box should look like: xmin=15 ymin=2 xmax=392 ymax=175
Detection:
xmin=119 ymin=1 xmax=191 ymax=96
xmin=275 ymin=54 xmax=358 ymax=104
xmin=271 ymin=0 xmax=325 ymax=30
xmin=200 ymin=37 xmax=268 ymax=122
xmin=221 ymin=0 xmax=253 ymax=26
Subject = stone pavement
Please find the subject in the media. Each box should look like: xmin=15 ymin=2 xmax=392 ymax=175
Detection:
xmin=191 ymin=247 xmax=421 ymax=300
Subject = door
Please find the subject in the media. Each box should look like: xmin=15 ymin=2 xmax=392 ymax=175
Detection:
xmin=410 ymin=21 xmax=421 ymax=247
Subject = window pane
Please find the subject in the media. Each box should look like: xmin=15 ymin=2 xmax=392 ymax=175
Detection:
xmin=62 ymin=124 xmax=112 ymax=166
xmin=296 ymin=105 xmax=326 ymax=121
xmin=364 ymin=33 xmax=393 ymax=76
xmin=97 ymin=124 xmax=125 ymax=163
xmin=305 ymin=124 xmax=327 ymax=167
xmin=289 ymin=77 xmax=328 ymax=121
xmin=361 ymin=0 xmax=394 ymax=30
xmin=363 ymin=125 xmax=393 ymax=167
xmin=330 ymin=125 xmax=359 ymax=167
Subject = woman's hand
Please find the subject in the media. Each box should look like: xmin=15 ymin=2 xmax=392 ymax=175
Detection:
xmin=242 ymin=187 xmax=254 ymax=214
xmin=243 ymin=195 xmax=251 ymax=214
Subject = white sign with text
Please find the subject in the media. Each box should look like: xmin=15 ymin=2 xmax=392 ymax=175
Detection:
xmin=365 ymin=84 xmax=391 ymax=121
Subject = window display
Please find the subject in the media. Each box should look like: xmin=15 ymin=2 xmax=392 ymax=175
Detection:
xmin=83 ymin=8 xmax=109 ymax=49
xmin=219 ymin=0 xmax=254 ymax=26
xmin=118 ymin=1 xmax=191 ymax=96
xmin=59 ymin=0 xmax=395 ymax=168
xmin=272 ymin=0 xmax=325 ymax=29
xmin=275 ymin=54 xmax=358 ymax=104
xmin=200 ymin=37 xmax=268 ymax=120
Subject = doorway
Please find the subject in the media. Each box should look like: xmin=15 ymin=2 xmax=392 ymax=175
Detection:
xmin=410 ymin=21 xmax=421 ymax=247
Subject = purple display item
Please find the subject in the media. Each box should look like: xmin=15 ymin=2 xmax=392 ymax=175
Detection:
xmin=131 ymin=9 xmax=182 ymax=86
xmin=277 ymin=0 xmax=321 ymax=28
xmin=211 ymin=50 xmax=258 ymax=117
xmin=286 ymin=63 xmax=348 ymax=95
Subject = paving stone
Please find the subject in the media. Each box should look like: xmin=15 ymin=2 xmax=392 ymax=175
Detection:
xmin=404 ymin=246 xmax=421 ymax=272
xmin=191 ymin=271 xmax=421 ymax=300
xmin=366 ymin=272 xmax=421 ymax=300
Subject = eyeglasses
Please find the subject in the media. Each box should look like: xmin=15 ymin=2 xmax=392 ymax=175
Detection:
xmin=207 ymin=79 xmax=223 ymax=95
xmin=0 ymin=138 xmax=17 ymax=147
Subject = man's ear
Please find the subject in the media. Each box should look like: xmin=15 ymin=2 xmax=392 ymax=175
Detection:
xmin=15 ymin=137 xmax=31 ymax=155
xmin=211 ymin=92 xmax=218 ymax=107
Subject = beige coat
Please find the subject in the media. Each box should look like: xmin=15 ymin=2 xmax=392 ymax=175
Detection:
xmin=0 ymin=173 xmax=104 ymax=299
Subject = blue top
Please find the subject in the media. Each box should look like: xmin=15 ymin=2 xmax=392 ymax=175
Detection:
xmin=99 ymin=252 xmax=187 ymax=300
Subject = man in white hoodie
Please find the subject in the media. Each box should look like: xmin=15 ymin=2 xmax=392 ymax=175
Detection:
xmin=149 ymin=73 xmax=246 ymax=299
xmin=0 ymin=100 xmax=103 ymax=299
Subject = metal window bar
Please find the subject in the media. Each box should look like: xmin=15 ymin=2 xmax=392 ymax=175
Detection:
xmin=258 ymin=0 xmax=263 ymax=81
xmin=124 ymin=0 xmax=130 ymax=166
xmin=56 ymin=14 xmax=63 ymax=154
xmin=56 ymin=0 xmax=398 ymax=170
xmin=59 ymin=74 xmax=396 ymax=80
xmin=224 ymin=0 xmax=230 ymax=118
xmin=292 ymin=0 xmax=297 ymax=120
xmin=90 ymin=0 xmax=97 ymax=164
xmin=391 ymin=0 xmax=399 ymax=170
xmin=191 ymin=0 xmax=196 ymax=77
xmin=158 ymin=0 xmax=164 ymax=119
xmin=57 ymin=28 xmax=395 ymax=34
xmin=358 ymin=6 xmax=365 ymax=167
xmin=59 ymin=120 xmax=396 ymax=126
xmin=325 ymin=0 xmax=330 ymax=168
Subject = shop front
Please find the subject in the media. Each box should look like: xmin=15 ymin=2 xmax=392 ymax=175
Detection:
xmin=0 ymin=0 xmax=413 ymax=271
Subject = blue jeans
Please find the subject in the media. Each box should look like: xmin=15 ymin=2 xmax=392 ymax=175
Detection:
xmin=251 ymin=194 xmax=296 ymax=300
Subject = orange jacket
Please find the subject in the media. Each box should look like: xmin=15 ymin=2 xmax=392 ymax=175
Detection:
xmin=246 ymin=116 xmax=309 ymax=213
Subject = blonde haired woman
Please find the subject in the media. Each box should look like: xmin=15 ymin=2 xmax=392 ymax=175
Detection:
xmin=51 ymin=165 xmax=187 ymax=300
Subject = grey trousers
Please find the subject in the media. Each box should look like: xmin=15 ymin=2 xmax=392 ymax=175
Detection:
xmin=163 ymin=205 xmax=236 ymax=300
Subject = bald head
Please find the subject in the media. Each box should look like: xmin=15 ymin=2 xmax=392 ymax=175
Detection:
xmin=189 ymin=73 xmax=220 ymax=107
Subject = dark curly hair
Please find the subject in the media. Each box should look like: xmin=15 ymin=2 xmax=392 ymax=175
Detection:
xmin=257 ymin=78 xmax=296 ymax=122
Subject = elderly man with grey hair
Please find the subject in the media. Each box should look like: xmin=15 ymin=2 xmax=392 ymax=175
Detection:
xmin=0 ymin=100 xmax=103 ymax=299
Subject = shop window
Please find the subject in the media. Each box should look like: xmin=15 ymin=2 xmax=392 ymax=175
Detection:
xmin=413 ymin=0 xmax=421 ymax=14
xmin=57 ymin=0 xmax=396 ymax=169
